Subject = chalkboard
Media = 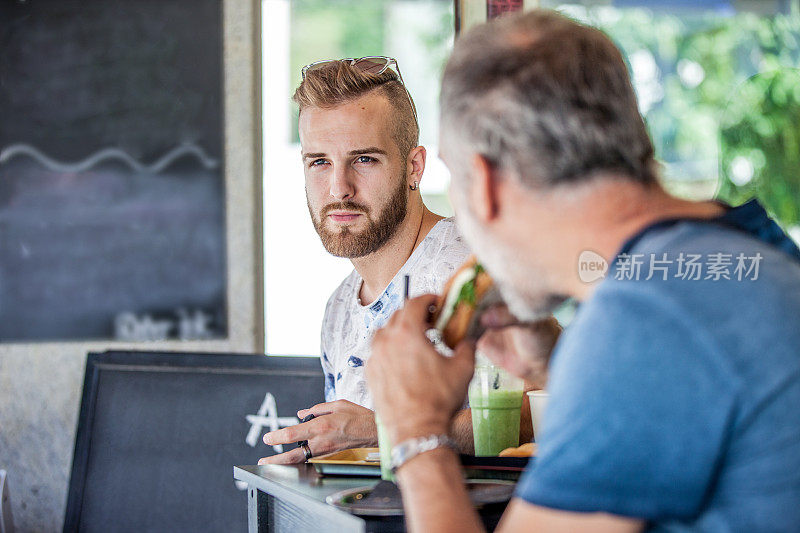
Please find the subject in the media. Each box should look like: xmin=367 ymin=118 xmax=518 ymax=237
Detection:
xmin=64 ymin=351 xmax=325 ymax=533
xmin=0 ymin=0 xmax=226 ymax=342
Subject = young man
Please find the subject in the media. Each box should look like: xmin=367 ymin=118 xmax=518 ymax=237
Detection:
xmin=259 ymin=58 xmax=474 ymax=464
xmin=367 ymin=11 xmax=800 ymax=532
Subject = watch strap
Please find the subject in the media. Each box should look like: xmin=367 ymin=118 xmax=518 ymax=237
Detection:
xmin=390 ymin=434 xmax=457 ymax=473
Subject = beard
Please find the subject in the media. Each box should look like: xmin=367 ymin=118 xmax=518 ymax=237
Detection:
xmin=308 ymin=175 xmax=409 ymax=258
xmin=455 ymin=194 xmax=566 ymax=322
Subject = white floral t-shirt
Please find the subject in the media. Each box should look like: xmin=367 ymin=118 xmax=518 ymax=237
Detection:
xmin=320 ymin=217 xmax=470 ymax=408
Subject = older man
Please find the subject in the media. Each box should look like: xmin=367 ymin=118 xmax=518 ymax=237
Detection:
xmin=367 ymin=10 xmax=800 ymax=532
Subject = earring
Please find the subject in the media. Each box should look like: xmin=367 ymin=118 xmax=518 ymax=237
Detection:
xmin=409 ymin=181 xmax=418 ymax=191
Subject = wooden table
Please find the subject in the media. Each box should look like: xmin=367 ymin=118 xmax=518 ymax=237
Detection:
xmin=234 ymin=463 xmax=516 ymax=532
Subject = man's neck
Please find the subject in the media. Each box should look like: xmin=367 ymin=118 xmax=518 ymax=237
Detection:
xmin=565 ymin=182 xmax=726 ymax=300
xmin=351 ymin=200 xmax=444 ymax=305
xmin=500 ymin=177 xmax=727 ymax=303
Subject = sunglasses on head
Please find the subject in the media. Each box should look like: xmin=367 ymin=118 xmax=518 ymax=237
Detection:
xmin=301 ymin=56 xmax=418 ymax=125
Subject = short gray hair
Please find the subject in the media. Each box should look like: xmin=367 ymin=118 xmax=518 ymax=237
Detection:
xmin=441 ymin=10 xmax=657 ymax=189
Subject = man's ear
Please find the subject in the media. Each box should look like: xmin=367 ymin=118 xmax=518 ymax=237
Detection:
xmin=469 ymin=154 xmax=500 ymax=223
xmin=407 ymin=146 xmax=426 ymax=186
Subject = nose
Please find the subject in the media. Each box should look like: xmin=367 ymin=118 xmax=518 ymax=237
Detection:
xmin=329 ymin=164 xmax=355 ymax=201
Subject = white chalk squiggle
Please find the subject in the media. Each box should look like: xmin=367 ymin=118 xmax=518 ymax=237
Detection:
xmin=0 ymin=142 xmax=219 ymax=173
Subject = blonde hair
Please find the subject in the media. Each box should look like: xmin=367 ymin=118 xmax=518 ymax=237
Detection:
xmin=293 ymin=61 xmax=419 ymax=159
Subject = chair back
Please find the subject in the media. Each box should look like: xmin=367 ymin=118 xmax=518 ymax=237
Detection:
xmin=0 ymin=470 xmax=14 ymax=533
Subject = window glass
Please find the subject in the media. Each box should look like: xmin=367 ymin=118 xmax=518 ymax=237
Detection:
xmin=545 ymin=1 xmax=800 ymax=238
xmin=263 ymin=0 xmax=454 ymax=355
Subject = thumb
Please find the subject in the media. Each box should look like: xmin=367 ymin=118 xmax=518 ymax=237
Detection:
xmin=452 ymin=339 xmax=477 ymax=376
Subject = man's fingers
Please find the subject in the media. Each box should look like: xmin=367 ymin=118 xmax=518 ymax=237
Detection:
xmin=258 ymin=446 xmax=307 ymax=465
xmin=476 ymin=328 xmax=508 ymax=358
xmin=263 ymin=424 xmax=305 ymax=446
xmin=401 ymin=294 xmax=439 ymax=326
xmin=452 ymin=339 xmax=477 ymax=374
xmin=298 ymin=402 xmax=336 ymax=419
xmin=539 ymin=316 xmax=563 ymax=335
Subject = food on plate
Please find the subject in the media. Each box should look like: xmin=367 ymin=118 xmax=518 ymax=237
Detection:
xmin=498 ymin=442 xmax=537 ymax=457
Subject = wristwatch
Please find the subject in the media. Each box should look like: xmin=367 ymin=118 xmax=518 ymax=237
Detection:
xmin=390 ymin=434 xmax=457 ymax=473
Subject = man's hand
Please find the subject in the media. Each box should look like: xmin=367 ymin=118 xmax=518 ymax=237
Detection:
xmin=257 ymin=400 xmax=377 ymax=465
xmin=366 ymin=294 xmax=476 ymax=444
xmin=478 ymin=305 xmax=561 ymax=390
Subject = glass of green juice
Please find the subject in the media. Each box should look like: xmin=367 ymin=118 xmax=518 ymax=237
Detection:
xmin=375 ymin=413 xmax=394 ymax=481
xmin=469 ymin=364 xmax=524 ymax=456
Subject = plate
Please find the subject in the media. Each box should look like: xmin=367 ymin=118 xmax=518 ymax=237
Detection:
xmin=310 ymin=448 xmax=533 ymax=479
xmin=326 ymin=479 xmax=516 ymax=516
xmin=309 ymin=447 xmax=382 ymax=477
xmin=459 ymin=454 xmax=531 ymax=470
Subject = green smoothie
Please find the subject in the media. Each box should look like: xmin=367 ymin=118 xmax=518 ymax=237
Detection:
xmin=469 ymin=388 xmax=523 ymax=456
xmin=375 ymin=415 xmax=394 ymax=481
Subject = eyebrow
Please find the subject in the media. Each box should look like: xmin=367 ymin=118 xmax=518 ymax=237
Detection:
xmin=301 ymin=147 xmax=389 ymax=160
xmin=348 ymin=147 xmax=388 ymax=156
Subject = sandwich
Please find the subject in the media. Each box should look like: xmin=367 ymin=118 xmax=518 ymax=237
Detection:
xmin=432 ymin=256 xmax=503 ymax=349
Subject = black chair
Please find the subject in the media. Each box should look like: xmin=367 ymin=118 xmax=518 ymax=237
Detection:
xmin=0 ymin=470 xmax=14 ymax=533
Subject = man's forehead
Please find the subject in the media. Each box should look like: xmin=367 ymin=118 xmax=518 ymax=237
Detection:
xmin=298 ymin=93 xmax=397 ymax=153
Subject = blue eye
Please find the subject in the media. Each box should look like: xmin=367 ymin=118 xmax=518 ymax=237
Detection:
xmin=356 ymin=155 xmax=376 ymax=164
xmin=310 ymin=158 xmax=327 ymax=167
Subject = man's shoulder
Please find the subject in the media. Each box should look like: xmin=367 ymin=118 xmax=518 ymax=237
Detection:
xmin=566 ymin=229 xmax=800 ymax=383
xmin=418 ymin=217 xmax=471 ymax=266
xmin=606 ymin=218 xmax=800 ymax=313
xmin=627 ymin=217 xmax=800 ymax=269
xmin=427 ymin=217 xmax=469 ymax=251
xmin=413 ymin=217 xmax=471 ymax=291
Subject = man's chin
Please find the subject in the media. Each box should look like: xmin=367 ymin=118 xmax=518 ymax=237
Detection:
xmin=319 ymin=231 xmax=372 ymax=259
xmin=496 ymin=283 xmax=552 ymax=322
xmin=484 ymin=262 xmax=564 ymax=322
xmin=321 ymin=241 xmax=362 ymax=259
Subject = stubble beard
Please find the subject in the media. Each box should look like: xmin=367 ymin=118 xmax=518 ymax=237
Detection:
xmin=456 ymin=194 xmax=566 ymax=321
xmin=308 ymin=175 xmax=409 ymax=259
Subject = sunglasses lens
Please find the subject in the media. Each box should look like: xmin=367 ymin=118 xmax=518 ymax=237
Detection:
xmin=352 ymin=57 xmax=389 ymax=74
xmin=303 ymin=61 xmax=331 ymax=77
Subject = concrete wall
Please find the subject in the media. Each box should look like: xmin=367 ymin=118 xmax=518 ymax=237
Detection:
xmin=0 ymin=1 xmax=263 ymax=530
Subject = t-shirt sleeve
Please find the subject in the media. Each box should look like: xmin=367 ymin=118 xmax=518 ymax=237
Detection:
xmin=516 ymin=284 xmax=737 ymax=521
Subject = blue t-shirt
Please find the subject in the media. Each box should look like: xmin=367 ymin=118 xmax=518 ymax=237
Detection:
xmin=516 ymin=200 xmax=800 ymax=531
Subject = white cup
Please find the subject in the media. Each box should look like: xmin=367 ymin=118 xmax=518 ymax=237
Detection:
xmin=527 ymin=390 xmax=549 ymax=442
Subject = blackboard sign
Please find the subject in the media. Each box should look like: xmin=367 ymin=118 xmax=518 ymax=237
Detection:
xmin=0 ymin=0 xmax=226 ymax=342
xmin=64 ymin=351 xmax=325 ymax=533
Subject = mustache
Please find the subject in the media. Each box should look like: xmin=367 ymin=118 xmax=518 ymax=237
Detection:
xmin=320 ymin=201 xmax=370 ymax=217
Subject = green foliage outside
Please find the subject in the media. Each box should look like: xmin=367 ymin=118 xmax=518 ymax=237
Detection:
xmin=289 ymin=1 xmax=386 ymax=84
xmin=288 ymin=0 xmax=453 ymax=146
xmin=571 ymin=4 xmax=800 ymax=230
xmin=718 ymin=69 xmax=800 ymax=227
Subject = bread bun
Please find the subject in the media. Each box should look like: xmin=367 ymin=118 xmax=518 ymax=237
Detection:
xmin=432 ymin=256 xmax=497 ymax=349
xmin=499 ymin=442 xmax=537 ymax=457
